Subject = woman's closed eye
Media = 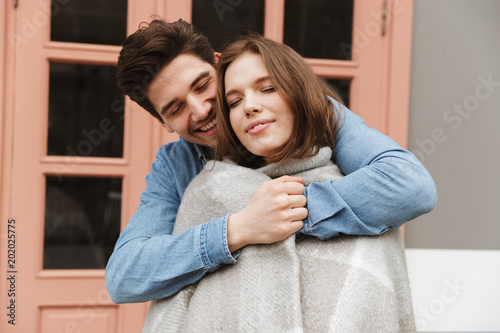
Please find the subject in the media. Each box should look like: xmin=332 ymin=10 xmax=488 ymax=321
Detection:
xmin=228 ymin=98 xmax=242 ymax=109
xmin=261 ymin=86 xmax=275 ymax=93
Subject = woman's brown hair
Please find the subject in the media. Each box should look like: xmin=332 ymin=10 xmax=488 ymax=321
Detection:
xmin=215 ymin=33 xmax=344 ymax=167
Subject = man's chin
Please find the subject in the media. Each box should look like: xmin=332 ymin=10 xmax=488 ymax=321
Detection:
xmin=192 ymin=128 xmax=217 ymax=148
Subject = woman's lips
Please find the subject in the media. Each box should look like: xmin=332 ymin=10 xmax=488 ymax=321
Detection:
xmin=246 ymin=119 xmax=273 ymax=134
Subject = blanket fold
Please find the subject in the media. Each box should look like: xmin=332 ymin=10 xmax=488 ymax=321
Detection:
xmin=142 ymin=148 xmax=416 ymax=333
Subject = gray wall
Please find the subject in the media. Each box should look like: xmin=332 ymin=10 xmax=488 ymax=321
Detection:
xmin=406 ymin=0 xmax=500 ymax=250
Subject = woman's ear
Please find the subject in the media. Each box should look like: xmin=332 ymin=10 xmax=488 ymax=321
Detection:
xmin=214 ymin=52 xmax=221 ymax=63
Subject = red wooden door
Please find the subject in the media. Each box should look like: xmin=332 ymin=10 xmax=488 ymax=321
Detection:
xmin=1 ymin=1 xmax=414 ymax=332
xmin=1 ymin=0 xmax=161 ymax=332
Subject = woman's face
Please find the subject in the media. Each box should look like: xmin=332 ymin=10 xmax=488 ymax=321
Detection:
xmin=224 ymin=52 xmax=295 ymax=161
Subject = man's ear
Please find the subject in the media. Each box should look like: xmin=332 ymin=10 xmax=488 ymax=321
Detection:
xmin=214 ymin=52 xmax=221 ymax=64
xmin=163 ymin=123 xmax=175 ymax=133
xmin=156 ymin=117 xmax=175 ymax=133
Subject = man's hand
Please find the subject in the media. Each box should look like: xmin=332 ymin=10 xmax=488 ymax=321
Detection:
xmin=227 ymin=175 xmax=307 ymax=252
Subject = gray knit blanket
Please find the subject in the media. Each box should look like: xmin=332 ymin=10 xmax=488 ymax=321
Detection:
xmin=142 ymin=148 xmax=416 ymax=333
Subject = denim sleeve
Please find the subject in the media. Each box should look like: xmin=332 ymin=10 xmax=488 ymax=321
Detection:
xmin=301 ymin=103 xmax=437 ymax=239
xmin=105 ymin=150 xmax=237 ymax=304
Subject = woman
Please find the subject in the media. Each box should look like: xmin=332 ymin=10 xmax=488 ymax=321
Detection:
xmin=142 ymin=35 xmax=416 ymax=332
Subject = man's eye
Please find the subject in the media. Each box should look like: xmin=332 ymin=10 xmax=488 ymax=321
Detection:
xmin=197 ymin=79 xmax=210 ymax=92
xmin=168 ymin=105 xmax=181 ymax=117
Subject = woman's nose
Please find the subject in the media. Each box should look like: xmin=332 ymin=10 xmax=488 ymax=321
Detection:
xmin=244 ymin=96 xmax=262 ymax=117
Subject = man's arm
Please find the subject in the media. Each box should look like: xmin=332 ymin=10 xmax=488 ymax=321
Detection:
xmin=105 ymin=142 xmax=306 ymax=304
xmin=105 ymin=145 xmax=235 ymax=303
xmin=301 ymin=102 xmax=437 ymax=239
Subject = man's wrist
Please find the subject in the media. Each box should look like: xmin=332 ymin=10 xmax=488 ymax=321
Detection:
xmin=200 ymin=218 xmax=237 ymax=271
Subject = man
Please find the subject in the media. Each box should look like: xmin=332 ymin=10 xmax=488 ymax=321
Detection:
xmin=105 ymin=19 xmax=436 ymax=304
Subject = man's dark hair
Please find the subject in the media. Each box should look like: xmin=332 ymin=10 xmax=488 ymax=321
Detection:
xmin=116 ymin=18 xmax=215 ymax=123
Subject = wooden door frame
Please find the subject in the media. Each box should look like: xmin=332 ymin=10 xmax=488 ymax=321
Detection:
xmin=0 ymin=1 xmax=154 ymax=332
xmin=384 ymin=0 xmax=414 ymax=148
xmin=0 ymin=1 xmax=415 ymax=332
xmin=1 ymin=0 xmax=18 ymax=332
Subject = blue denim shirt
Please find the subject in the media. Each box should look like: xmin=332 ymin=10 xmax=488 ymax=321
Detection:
xmin=105 ymin=103 xmax=437 ymax=304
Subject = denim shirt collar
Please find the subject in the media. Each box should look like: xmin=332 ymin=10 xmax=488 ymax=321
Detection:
xmin=186 ymin=139 xmax=213 ymax=165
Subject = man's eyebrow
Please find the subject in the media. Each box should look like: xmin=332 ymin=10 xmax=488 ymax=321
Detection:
xmin=225 ymin=76 xmax=271 ymax=98
xmin=190 ymin=71 xmax=211 ymax=89
xmin=159 ymin=71 xmax=212 ymax=117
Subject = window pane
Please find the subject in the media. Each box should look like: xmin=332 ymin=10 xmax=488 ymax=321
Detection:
xmin=48 ymin=62 xmax=124 ymax=158
xmin=284 ymin=0 xmax=354 ymax=60
xmin=325 ymin=78 xmax=351 ymax=108
xmin=192 ymin=0 xmax=265 ymax=52
xmin=44 ymin=176 xmax=122 ymax=269
xmin=51 ymin=0 xmax=127 ymax=45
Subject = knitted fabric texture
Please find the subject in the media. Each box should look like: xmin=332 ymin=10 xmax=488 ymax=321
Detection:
xmin=142 ymin=147 xmax=416 ymax=333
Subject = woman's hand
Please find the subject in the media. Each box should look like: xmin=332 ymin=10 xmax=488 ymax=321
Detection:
xmin=227 ymin=175 xmax=307 ymax=252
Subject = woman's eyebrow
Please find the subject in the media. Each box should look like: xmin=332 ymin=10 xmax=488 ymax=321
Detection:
xmin=225 ymin=76 xmax=271 ymax=97
xmin=254 ymin=76 xmax=271 ymax=85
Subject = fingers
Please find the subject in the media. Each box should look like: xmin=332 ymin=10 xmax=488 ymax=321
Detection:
xmin=288 ymin=220 xmax=305 ymax=234
xmin=261 ymin=176 xmax=304 ymax=196
xmin=289 ymin=207 xmax=308 ymax=222
xmin=277 ymin=175 xmax=304 ymax=184
xmin=276 ymin=181 xmax=305 ymax=196
xmin=288 ymin=194 xmax=307 ymax=209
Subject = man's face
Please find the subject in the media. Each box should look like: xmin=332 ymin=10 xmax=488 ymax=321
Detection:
xmin=147 ymin=54 xmax=218 ymax=148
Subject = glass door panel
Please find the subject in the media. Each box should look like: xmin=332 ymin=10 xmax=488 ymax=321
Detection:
xmin=326 ymin=78 xmax=351 ymax=108
xmin=284 ymin=0 xmax=354 ymax=60
xmin=44 ymin=176 xmax=122 ymax=269
xmin=48 ymin=62 xmax=124 ymax=157
xmin=192 ymin=0 xmax=265 ymax=51
xmin=50 ymin=0 xmax=128 ymax=45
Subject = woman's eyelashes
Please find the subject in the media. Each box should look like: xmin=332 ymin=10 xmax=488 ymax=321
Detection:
xmin=227 ymin=86 xmax=276 ymax=109
xmin=262 ymin=86 xmax=275 ymax=93
xmin=228 ymin=98 xmax=241 ymax=109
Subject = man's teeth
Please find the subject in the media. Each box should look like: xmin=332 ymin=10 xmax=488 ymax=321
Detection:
xmin=199 ymin=119 xmax=217 ymax=132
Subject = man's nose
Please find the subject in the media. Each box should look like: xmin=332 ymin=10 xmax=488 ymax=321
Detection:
xmin=187 ymin=95 xmax=211 ymax=121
